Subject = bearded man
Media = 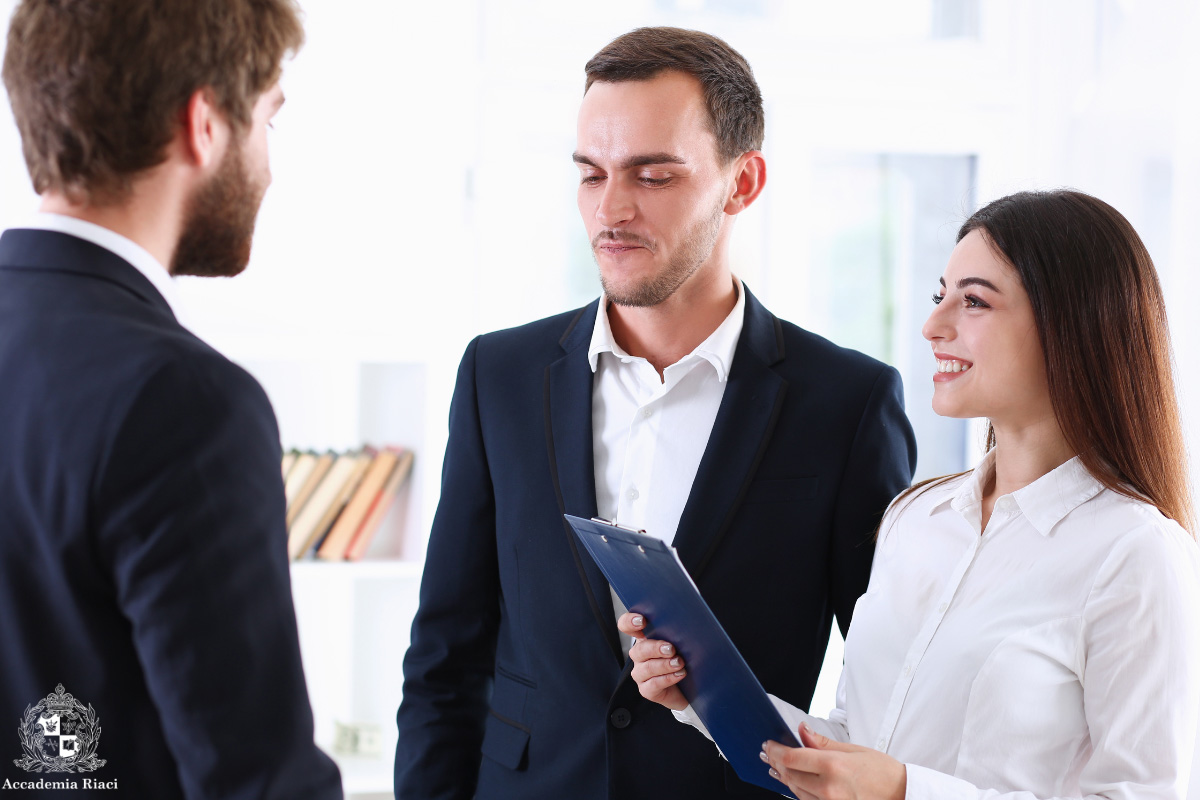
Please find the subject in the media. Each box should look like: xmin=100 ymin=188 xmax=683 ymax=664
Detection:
xmin=0 ymin=2 xmax=341 ymax=797
xmin=395 ymin=26 xmax=918 ymax=800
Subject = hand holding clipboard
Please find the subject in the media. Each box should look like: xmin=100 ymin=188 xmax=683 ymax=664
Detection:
xmin=566 ymin=514 xmax=800 ymax=798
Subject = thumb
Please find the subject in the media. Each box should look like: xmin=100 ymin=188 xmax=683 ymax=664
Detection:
xmin=799 ymin=722 xmax=856 ymax=752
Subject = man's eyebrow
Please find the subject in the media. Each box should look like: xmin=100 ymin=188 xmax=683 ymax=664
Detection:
xmin=939 ymin=276 xmax=1001 ymax=292
xmin=622 ymin=152 xmax=686 ymax=168
xmin=572 ymin=152 xmax=687 ymax=169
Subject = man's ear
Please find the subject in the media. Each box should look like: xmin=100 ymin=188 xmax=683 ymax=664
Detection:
xmin=180 ymin=88 xmax=224 ymax=169
xmin=723 ymin=151 xmax=767 ymax=215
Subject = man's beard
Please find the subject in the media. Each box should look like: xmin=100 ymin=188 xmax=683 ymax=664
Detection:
xmin=171 ymin=137 xmax=266 ymax=278
xmin=595 ymin=197 xmax=725 ymax=308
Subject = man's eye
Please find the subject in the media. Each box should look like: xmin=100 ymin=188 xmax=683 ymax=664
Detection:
xmin=580 ymin=175 xmax=604 ymax=186
xmin=640 ymin=177 xmax=670 ymax=187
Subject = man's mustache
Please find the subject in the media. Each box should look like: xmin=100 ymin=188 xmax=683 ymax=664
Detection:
xmin=592 ymin=230 xmax=655 ymax=251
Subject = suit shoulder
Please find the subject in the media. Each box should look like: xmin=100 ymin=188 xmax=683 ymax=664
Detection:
xmin=472 ymin=304 xmax=595 ymax=359
xmin=776 ymin=319 xmax=896 ymax=381
xmin=108 ymin=328 xmax=273 ymax=429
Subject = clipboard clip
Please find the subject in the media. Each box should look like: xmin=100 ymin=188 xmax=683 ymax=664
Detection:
xmin=589 ymin=518 xmax=649 ymax=550
xmin=589 ymin=517 xmax=647 ymax=534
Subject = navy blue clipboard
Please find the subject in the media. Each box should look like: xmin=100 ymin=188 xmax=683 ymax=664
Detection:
xmin=566 ymin=514 xmax=800 ymax=798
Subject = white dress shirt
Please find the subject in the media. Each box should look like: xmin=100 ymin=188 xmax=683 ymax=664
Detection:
xmin=13 ymin=213 xmax=182 ymax=319
xmin=679 ymin=449 xmax=1200 ymax=800
xmin=590 ymin=279 xmax=745 ymax=641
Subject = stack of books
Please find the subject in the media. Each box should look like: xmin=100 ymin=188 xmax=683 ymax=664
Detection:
xmin=280 ymin=446 xmax=414 ymax=561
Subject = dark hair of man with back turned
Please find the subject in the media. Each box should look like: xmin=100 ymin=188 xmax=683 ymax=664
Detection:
xmin=584 ymin=26 xmax=764 ymax=164
xmin=2 ymin=0 xmax=304 ymax=205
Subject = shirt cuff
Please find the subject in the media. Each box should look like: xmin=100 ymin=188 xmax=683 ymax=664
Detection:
xmin=904 ymin=763 xmax=978 ymax=800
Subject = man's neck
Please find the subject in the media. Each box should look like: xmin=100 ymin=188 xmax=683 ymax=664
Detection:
xmin=40 ymin=184 xmax=182 ymax=273
xmin=606 ymin=267 xmax=739 ymax=378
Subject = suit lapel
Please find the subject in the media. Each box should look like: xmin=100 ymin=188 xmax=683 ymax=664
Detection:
xmin=673 ymin=289 xmax=788 ymax=581
xmin=544 ymin=301 xmax=624 ymax=666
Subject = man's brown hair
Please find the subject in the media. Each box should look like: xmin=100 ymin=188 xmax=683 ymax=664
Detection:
xmin=584 ymin=27 xmax=764 ymax=163
xmin=3 ymin=0 xmax=304 ymax=204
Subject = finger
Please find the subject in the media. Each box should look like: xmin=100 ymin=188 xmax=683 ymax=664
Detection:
xmin=760 ymin=751 xmax=822 ymax=800
xmin=763 ymin=740 xmax=821 ymax=774
xmin=630 ymin=652 xmax=686 ymax=684
xmin=628 ymin=637 xmax=680 ymax=665
xmin=763 ymin=764 xmax=817 ymax=799
xmin=798 ymin=722 xmax=860 ymax=753
xmin=616 ymin=612 xmax=648 ymax=638
xmin=798 ymin=722 xmax=829 ymax=749
xmin=633 ymin=667 xmax=687 ymax=698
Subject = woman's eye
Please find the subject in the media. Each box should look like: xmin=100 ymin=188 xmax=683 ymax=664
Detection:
xmin=931 ymin=293 xmax=944 ymax=305
xmin=964 ymin=295 xmax=990 ymax=309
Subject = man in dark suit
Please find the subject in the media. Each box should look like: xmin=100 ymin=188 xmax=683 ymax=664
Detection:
xmin=395 ymin=27 xmax=916 ymax=800
xmin=0 ymin=2 xmax=341 ymax=797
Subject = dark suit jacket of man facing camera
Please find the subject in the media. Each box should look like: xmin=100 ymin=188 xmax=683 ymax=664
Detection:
xmin=395 ymin=28 xmax=917 ymax=800
xmin=0 ymin=2 xmax=340 ymax=797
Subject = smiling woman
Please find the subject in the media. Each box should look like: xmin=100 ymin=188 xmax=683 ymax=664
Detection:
xmin=924 ymin=230 xmax=1054 ymax=442
xmin=926 ymin=191 xmax=1195 ymax=533
xmin=627 ymin=189 xmax=1200 ymax=800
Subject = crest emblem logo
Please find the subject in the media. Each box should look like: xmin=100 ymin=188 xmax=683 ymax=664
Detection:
xmin=14 ymin=684 xmax=106 ymax=773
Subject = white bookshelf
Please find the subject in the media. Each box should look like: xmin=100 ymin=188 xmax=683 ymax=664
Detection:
xmin=290 ymin=561 xmax=423 ymax=798
xmin=239 ymin=359 xmax=430 ymax=559
xmin=233 ymin=359 xmax=438 ymax=798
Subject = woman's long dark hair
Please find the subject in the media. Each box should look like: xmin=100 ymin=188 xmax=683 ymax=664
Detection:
xmin=891 ymin=190 xmax=1194 ymax=535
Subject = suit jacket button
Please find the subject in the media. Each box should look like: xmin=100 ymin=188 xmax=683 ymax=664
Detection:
xmin=610 ymin=708 xmax=632 ymax=729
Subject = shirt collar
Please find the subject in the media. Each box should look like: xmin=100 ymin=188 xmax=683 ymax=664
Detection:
xmin=938 ymin=448 xmax=1105 ymax=536
xmin=15 ymin=213 xmax=182 ymax=319
xmin=587 ymin=278 xmax=746 ymax=382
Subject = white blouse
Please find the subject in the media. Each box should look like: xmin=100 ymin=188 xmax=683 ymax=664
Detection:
xmin=678 ymin=451 xmax=1200 ymax=799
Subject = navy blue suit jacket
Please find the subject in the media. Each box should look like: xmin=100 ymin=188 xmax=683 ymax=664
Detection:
xmin=395 ymin=289 xmax=917 ymax=799
xmin=0 ymin=229 xmax=341 ymax=798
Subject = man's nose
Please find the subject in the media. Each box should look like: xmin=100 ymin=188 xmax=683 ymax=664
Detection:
xmin=596 ymin=179 xmax=634 ymax=228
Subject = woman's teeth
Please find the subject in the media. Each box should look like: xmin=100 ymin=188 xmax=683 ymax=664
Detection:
xmin=937 ymin=360 xmax=971 ymax=373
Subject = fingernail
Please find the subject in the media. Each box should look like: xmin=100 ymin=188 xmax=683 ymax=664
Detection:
xmin=769 ymin=768 xmax=780 ymax=780
xmin=762 ymin=741 xmax=769 ymax=751
xmin=674 ymin=670 xmax=686 ymax=677
xmin=632 ymin=615 xmax=643 ymax=627
xmin=759 ymin=751 xmax=768 ymax=763
xmin=669 ymin=657 xmax=680 ymax=668
xmin=659 ymin=644 xmax=673 ymax=655
xmin=799 ymin=722 xmax=809 ymax=735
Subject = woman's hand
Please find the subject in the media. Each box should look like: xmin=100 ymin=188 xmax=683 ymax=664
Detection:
xmin=617 ymin=611 xmax=689 ymax=711
xmin=761 ymin=724 xmax=906 ymax=800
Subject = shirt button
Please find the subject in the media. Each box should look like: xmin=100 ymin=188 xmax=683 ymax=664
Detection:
xmin=902 ymin=665 xmax=912 ymax=676
xmin=938 ymin=603 xmax=949 ymax=613
xmin=610 ymin=708 xmax=632 ymax=729
xmin=877 ymin=738 xmax=887 ymax=749
xmin=628 ymin=488 xmax=639 ymax=501
xmin=641 ymin=408 xmax=653 ymax=418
